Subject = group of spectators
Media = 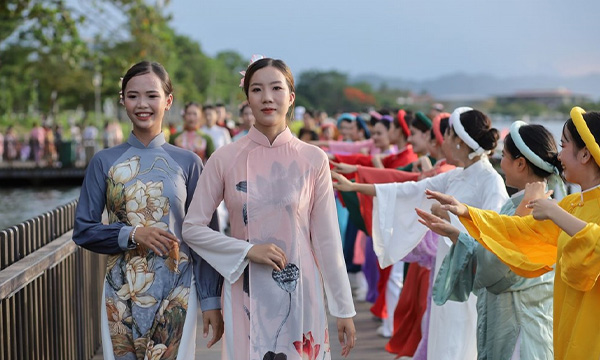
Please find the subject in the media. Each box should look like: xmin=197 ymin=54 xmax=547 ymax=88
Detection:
xmin=0 ymin=120 xmax=122 ymax=167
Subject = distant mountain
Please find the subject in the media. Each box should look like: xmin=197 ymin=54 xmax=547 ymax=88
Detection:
xmin=351 ymin=73 xmax=600 ymax=100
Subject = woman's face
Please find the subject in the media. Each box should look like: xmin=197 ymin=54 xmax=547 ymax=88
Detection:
xmin=500 ymin=146 xmax=521 ymax=188
xmin=338 ymin=120 xmax=360 ymax=141
xmin=123 ymin=72 xmax=172 ymax=137
xmin=407 ymin=126 xmax=430 ymax=154
xmin=183 ymin=105 xmax=201 ymax=130
xmin=441 ymin=127 xmax=460 ymax=165
xmin=241 ymin=106 xmax=256 ymax=127
xmin=557 ymin=126 xmax=583 ymax=184
xmin=387 ymin=122 xmax=402 ymax=143
xmin=247 ymin=66 xmax=295 ymax=133
xmin=371 ymin=122 xmax=391 ymax=150
xmin=204 ymin=108 xmax=218 ymax=127
xmin=322 ymin=126 xmax=335 ymax=140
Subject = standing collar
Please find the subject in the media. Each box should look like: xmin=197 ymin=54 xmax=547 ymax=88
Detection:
xmin=127 ymin=132 xmax=166 ymax=149
xmin=460 ymin=156 xmax=490 ymax=177
xmin=247 ymin=126 xmax=293 ymax=147
xmin=581 ymin=183 xmax=600 ymax=202
xmin=509 ymin=189 xmax=525 ymax=207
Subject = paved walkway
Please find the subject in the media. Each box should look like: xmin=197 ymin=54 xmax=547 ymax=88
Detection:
xmin=94 ymin=299 xmax=397 ymax=359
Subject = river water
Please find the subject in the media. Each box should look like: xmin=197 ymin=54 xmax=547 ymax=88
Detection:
xmin=0 ymin=186 xmax=81 ymax=230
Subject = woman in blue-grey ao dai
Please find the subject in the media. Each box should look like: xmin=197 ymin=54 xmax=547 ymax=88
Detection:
xmin=73 ymin=132 xmax=223 ymax=360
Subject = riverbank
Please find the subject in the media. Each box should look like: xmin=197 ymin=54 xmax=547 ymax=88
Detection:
xmin=0 ymin=186 xmax=80 ymax=230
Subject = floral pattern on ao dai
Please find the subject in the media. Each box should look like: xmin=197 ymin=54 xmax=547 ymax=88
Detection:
xmin=73 ymin=133 xmax=222 ymax=360
xmin=182 ymin=127 xmax=355 ymax=360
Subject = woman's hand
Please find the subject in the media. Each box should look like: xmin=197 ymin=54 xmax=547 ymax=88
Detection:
xmin=131 ymin=226 xmax=177 ymax=256
xmin=412 ymin=156 xmax=433 ymax=173
xmin=202 ymin=309 xmax=224 ymax=348
xmin=424 ymin=189 xmax=470 ymax=218
xmin=430 ymin=202 xmax=450 ymax=222
xmin=337 ymin=317 xmax=356 ymax=358
xmin=371 ymin=154 xmax=385 ymax=168
xmin=331 ymin=171 xmax=355 ymax=192
xmin=525 ymin=198 xmax=560 ymax=221
xmin=523 ymin=182 xmax=553 ymax=202
xmin=330 ymin=161 xmax=358 ymax=174
xmin=526 ymin=198 xmax=587 ymax=236
xmin=515 ymin=182 xmax=553 ymax=216
xmin=416 ymin=208 xmax=461 ymax=244
xmin=246 ymin=244 xmax=287 ymax=271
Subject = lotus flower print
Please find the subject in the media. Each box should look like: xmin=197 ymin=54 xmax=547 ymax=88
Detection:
xmin=256 ymin=162 xmax=304 ymax=209
xmin=236 ymin=181 xmax=248 ymax=226
xmin=125 ymin=180 xmax=170 ymax=230
xmin=106 ymin=298 xmax=132 ymax=336
xmin=263 ymin=351 xmax=288 ymax=360
xmin=272 ymin=263 xmax=299 ymax=293
xmin=272 ymin=263 xmax=299 ymax=350
xmin=157 ymin=285 xmax=189 ymax=324
xmin=236 ymin=181 xmax=247 ymax=193
xmin=107 ymin=254 xmax=120 ymax=272
xmin=293 ymin=331 xmax=321 ymax=360
xmin=144 ymin=340 xmax=167 ymax=360
xmin=116 ymin=256 xmax=157 ymax=308
xmin=108 ymin=156 xmax=140 ymax=184
xmin=106 ymin=178 xmax=128 ymax=224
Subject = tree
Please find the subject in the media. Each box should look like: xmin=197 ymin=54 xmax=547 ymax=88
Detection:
xmin=0 ymin=0 xmax=88 ymax=116
xmin=0 ymin=0 xmax=252 ymax=127
xmin=205 ymin=51 xmax=247 ymax=105
xmin=296 ymin=70 xmax=349 ymax=113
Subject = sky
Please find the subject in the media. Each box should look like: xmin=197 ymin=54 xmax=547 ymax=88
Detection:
xmin=165 ymin=0 xmax=600 ymax=81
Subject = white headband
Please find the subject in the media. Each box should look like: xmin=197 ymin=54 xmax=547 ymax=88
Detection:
xmin=449 ymin=107 xmax=486 ymax=160
xmin=509 ymin=121 xmax=556 ymax=174
xmin=509 ymin=120 xmax=565 ymax=197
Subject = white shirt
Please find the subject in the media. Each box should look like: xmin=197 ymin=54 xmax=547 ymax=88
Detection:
xmin=201 ymin=125 xmax=231 ymax=149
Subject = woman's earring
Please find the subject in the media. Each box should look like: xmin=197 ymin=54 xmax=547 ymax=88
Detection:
xmin=456 ymin=144 xmax=461 ymax=149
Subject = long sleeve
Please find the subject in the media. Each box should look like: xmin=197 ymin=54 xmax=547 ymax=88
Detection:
xmin=433 ymin=232 xmax=477 ymax=305
xmin=185 ymin=157 xmax=224 ymax=311
xmin=309 ymin=153 xmax=356 ymax=318
xmin=334 ymin=153 xmax=375 ymax=167
xmin=446 ymin=169 xmax=508 ymax=246
xmin=560 ymin=222 xmax=600 ymax=291
xmin=434 ymin=191 xmax=517 ymax=305
xmin=460 ymin=206 xmax=559 ymax=278
xmin=182 ymin=154 xmax=252 ymax=284
xmin=402 ymin=230 xmax=438 ymax=269
xmin=73 ymin=154 xmax=130 ymax=254
xmin=372 ymin=170 xmax=454 ymax=267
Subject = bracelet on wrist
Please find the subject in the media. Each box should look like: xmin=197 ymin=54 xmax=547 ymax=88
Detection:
xmin=130 ymin=225 xmax=142 ymax=248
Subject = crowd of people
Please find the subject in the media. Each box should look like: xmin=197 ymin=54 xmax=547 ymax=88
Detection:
xmin=71 ymin=57 xmax=599 ymax=360
xmin=0 ymin=120 xmax=123 ymax=167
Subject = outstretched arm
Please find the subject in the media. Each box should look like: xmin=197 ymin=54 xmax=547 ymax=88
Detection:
xmin=514 ymin=181 xmax=553 ymax=217
xmin=416 ymin=208 xmax=461 ymax=244
xmin=331 ymin=171 xmax=376 ymax=196
xmin=526 ymin=198 xmax=587 ymax=236
xmin=424 ymin=189 xmax=470 ymax=219
xmin=329 ymin=160 xmax=358 ymax=174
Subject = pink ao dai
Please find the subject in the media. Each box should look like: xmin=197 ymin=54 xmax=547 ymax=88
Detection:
xmin=183 ymin=127 xmax=355 ymax=360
